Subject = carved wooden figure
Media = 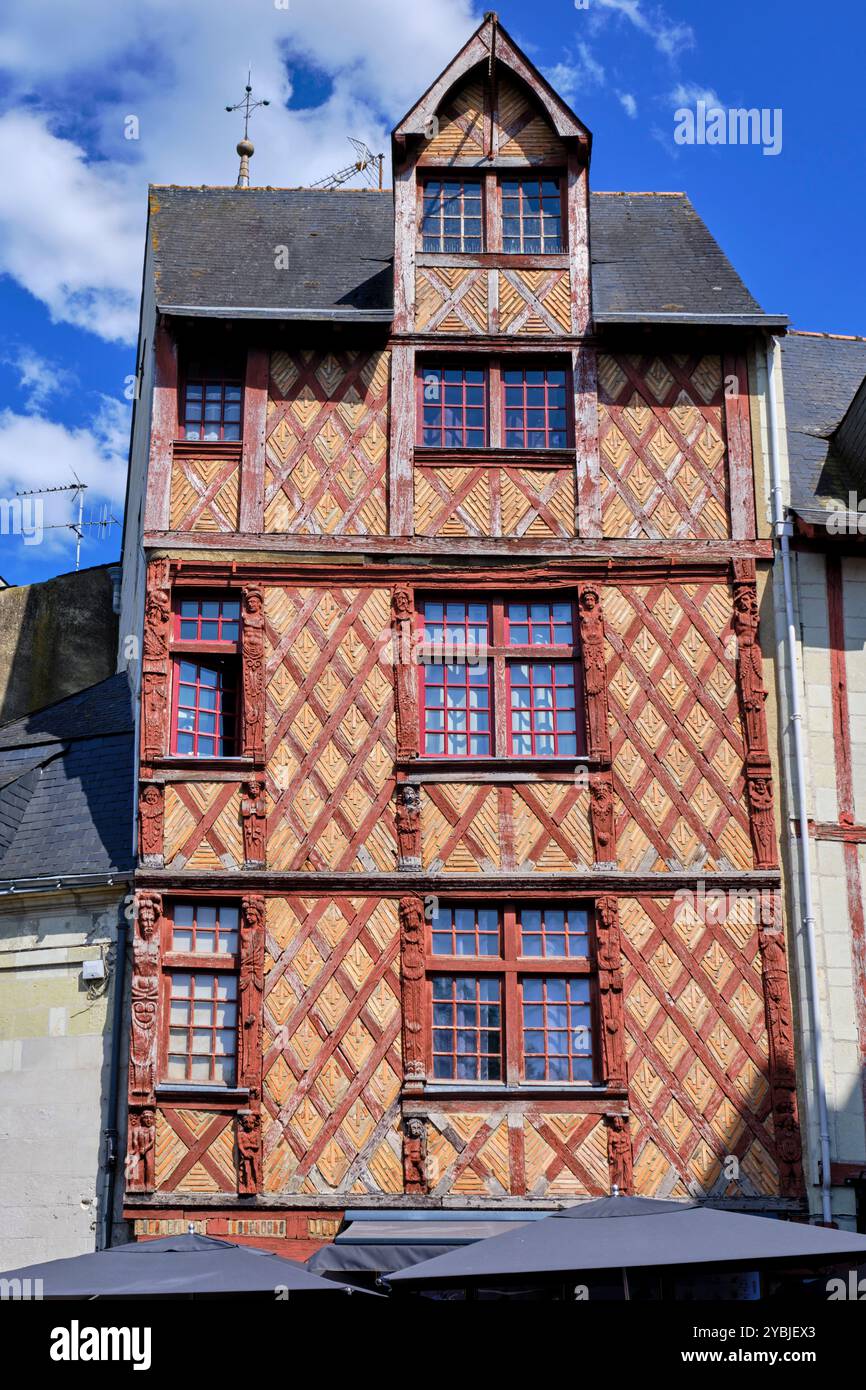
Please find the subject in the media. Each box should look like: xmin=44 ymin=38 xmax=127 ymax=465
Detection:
xmin=605 ymin=1113 xmax=633 ymax=1195
xmin=395 ymin=782 xmax=421 ymax=869
xmin=236 ymin=1111 xmax=262 ymax=1195
xmin=241 ymin=779 xmax=267 ymax=867
xmin=402 ymin=1116 xmax=428 ymax=1194
xmin=589 ymin=770 xmax=616 ymax=866
xmin=141 ymin=560 xmax=171 ymax=761
xmin=138 ymin=784 xmax=164 ymax=867
xmin=126 ymin=1108 xmax=156 ymax=1194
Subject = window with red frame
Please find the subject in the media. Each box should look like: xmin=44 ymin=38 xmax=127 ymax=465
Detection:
xmin=421 ymin=178 xmax=483 ymax=252
xmin=181 ymin=376 xmax=242 ymax=442
xmin=503 ymin=364 xmax=569 ymax=448
xmin=418 ymin=365 xmax=487 ymax=448
xmin=415 ymin=358 xmax=570 ymax=452
xmin=501 ymin=174 xmax=564 ymax=253
xmin=175 ymin=596 xmax=241 ymax=643
xmin=171 ymin=593 xmax=241 ymax=759
xmin=162 ymin=902 xmax=239 ymax=1087
xmin=419 ymin=596 xmax=582 ymax=759
xmin=427 ymin=902 xmax=595 ymax=1085
xmin=172 ymin=659 xmax=237 ymax=758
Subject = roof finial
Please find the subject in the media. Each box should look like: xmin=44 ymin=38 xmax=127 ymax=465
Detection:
xmin=225 ymin=67 xmax=270 ymax=188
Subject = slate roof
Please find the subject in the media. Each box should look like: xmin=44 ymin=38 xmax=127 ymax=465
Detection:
xmin=780 ymin=332 xmax=866 ymax=518
xmin=149 ymin=186 xmax=782 ymax=327
xmin=0 ymin=674 xmax=135 ymax=884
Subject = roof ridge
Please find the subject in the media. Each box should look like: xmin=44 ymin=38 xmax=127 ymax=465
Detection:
xmin=788 ymin=329 xmax=866 ymax=343
xmin=592 ymin=190 xmax=685 ymax=197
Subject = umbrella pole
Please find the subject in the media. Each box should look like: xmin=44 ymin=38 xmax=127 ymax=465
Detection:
xmin=621 ymin=1267 xmax=631 ymax=1301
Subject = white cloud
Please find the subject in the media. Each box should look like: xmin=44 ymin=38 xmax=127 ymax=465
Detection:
xmin=0 ymin=397 xmax=130 ymax=522
xmin=546 ymin=42 xmax=605 ymax=107
xmin=0 ymin=0 xmax=481 ymax=343
xmin=0 ymin=346 xmax=76 ymax=412
xmin=670 ymin=83 xmax=724 ymax=110
xmin=595 ymin=0 xmax=694 ymax=59
xmin=618 ymin=92 xmax=638 ymax=118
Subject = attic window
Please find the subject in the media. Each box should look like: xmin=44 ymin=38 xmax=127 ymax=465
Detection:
xmin=421 ymin=178 xmax=483 ymax=253
xmin=181 ymin=370 xmax=243 ymax=443
xmin=501 ymin=175 xmax=564 ymax=254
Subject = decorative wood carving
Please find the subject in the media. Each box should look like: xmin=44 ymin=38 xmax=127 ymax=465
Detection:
xmin=402 ymin=1116 xmax=428 ymax=1194
xmin=241 ymin=586 xmax=265 ymax=763
xmin=732 ymin=561 xmax=778 ymax=869
xmin=604 ymin=1113 xmax=633 ymax=1195
xmin=395 ymin=782 xmax=421 ymax=870
xmin=589 ymin=769 xmax=616 ymax=866
xmin=240 ymin=778 xmax=267 ymax=868
xmin=126 ymin=1107 xmax=156 ymax=1194
xmin=129 ymin=891 xmax=161 ymax=1104
xmin=392 ymin=585 xmax=418 ymax=760
xmin=577 ymin=582 xmax=610 ymax=761
xmin=596 ymin=896 xmax=627 ymax=1091
xmin=239 ymin=896 xmax=265 ymax=1101
xmin=400 ymin=895 xmax=427 ymax=1095
xmin=141 ymin=560 xmax=170 ymax=761
xmin=236 ymin=1110 xmax=262 ymax=1195
xmin=758 ymin=892 xmax=804 ymax=1198
xmin=138 ymin=783 xmax=164 ymax=867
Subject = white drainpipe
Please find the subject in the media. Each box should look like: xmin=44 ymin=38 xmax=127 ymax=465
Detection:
xmin=765 ymin=335 xmax=833 ymax=1225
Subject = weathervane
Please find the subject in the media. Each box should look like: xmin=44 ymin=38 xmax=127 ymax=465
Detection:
xmin=226 ymin=69 xmax=270 ymax=188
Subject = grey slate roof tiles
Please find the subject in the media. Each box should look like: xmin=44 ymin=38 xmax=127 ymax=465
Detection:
xmin=780 ymin=332 xmax=866 ymax=517
xmin=0 ymin=674 xmax=135 ymax=882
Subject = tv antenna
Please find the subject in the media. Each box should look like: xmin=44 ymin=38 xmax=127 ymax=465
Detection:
xmin=311 ymin=138 xmax=384 ymax=190
xmin=226 ymin=67 xmax=270 ymax=188
xmin=15 ymin=475 xmax=120 ymax=571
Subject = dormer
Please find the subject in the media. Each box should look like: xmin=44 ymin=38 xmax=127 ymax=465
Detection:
xmin=391 ymin=13 xmax=592 ymax=337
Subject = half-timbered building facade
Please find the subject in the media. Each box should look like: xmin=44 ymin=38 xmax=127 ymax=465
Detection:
xmin=120 ymin=15 xmax=805 ymax=1257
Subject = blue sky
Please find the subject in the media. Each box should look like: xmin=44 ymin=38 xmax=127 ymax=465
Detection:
xmin=0 ymin=0 xmax=863 ymax=584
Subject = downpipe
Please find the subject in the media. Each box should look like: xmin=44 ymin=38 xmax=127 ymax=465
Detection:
xmin=765 ymin=334 xmax=833 ymax=1225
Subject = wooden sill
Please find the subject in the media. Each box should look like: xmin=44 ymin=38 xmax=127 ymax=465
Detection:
xmin=155 ymin=1084 xmax=250 ymax=1106
xmin=415 ymin=447 xmax=575 ymax=469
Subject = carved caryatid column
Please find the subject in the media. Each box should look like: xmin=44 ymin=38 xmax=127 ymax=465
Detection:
xmin=141 ymin=559 xmax=171 ymax=762
xmin=758 ymin=892 xmax=804 ymax=1198
xmin=236 ymin=895 xmax=265 ymax=1195
xmin=129 ymin=891 xmax=161 ymax=1103
xmin=126 ymin=891 xmax=162 ymax=1195
xmin=241 ymin=586 xmax=266 ymax=764
xmin=732 ymin=560 xmax=778 ymax=869
xmin=577 ymin=582 xmax=610 ymax=763
xmin=400 ymin=895 xmax=427 ymax=1095
xmin=596 ymin=895 xmax=627 ymax=1092
xmin=589 ymin=771 xmax=615 ymax=867
xmin=392 ymin=585 xmax=418 ymax=760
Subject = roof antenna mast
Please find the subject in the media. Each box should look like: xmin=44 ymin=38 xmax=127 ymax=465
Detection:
xmin=226 ymin=67 xmax=270 ymax=188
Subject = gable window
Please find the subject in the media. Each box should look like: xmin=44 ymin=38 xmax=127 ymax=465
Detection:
xmin=161 ymin=902 xmax=240 ymax=1087
xmin=170 ymin=592 xmax=241 ymax=759
xmin=421 ymin=179 xmax=483 ymax=252
xmin=501 ymin=175 xmax=564 ymax=253
xmin=419 ymin=365 xmax=487 ymax=448
xmin=181 ymin=375 xmax=243 ymax=442
xmin=419 ymin=596 xmax=581 ymax=760
xmin=428 ymin=903 xmax=595 ymax=1086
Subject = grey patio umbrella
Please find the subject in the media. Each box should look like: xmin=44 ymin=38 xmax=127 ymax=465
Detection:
xmin=0 ymin=1232 xmax=366 ymax=1298
xmin=387 ymin=1197 xmax=866 ymax=1287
